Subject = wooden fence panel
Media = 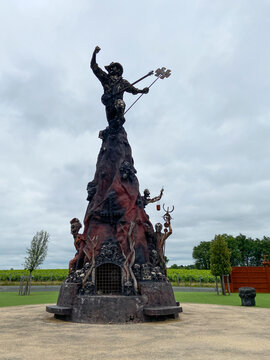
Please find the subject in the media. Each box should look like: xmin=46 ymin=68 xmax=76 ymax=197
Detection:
xmin=228 ymin=267 xmax=270 ymax=293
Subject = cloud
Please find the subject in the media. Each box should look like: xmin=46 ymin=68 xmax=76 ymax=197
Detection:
xmin=0 ymin=1 xmax=270 ymax=269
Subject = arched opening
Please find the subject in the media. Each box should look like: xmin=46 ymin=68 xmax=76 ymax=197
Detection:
xmin=96 ymin=263 xmax=122 ymax=295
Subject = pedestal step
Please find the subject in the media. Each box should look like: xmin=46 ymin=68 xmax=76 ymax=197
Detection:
xmin=47 ymin=281 xmax=183 ymax=323
xmin=46 ymin=305 xmax=72 ymax=316
xmin=143 ymin=305 xmax=183 ymax=316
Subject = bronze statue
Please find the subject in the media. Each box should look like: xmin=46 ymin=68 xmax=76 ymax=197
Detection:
xmin=155 ymin=204 xmax=174 ymax=274
xmin=70 ymin=217 xmax=82 ymax=239
xmin=142 ymin=187 xmax=164 ymax=208
xmin=69 ymin=218 xmax=86 ymax=273
xmin=91 ymin=46 xmax=149 ymax=129
xmin=155 ymin=221 xmax=172 ymax=275
xmin=46 ymin=48 xmax=181 ymax=323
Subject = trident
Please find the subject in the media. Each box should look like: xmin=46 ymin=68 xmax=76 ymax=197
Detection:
xmin=162 ymin=204 xmax=175 ymax=226
xmin=124 ymin=67 xmax=171 ymax=114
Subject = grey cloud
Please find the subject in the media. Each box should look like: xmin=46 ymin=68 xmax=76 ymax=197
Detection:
xmin=1 ymin=1 xmax=270 ymax=268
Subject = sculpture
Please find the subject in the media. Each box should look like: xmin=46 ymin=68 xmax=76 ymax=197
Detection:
xmin=68 ymin=218 xmax=86 ymax=273
xmin=47 ymin=47 xmax=181 ymax=323
xmin=91 ymin=46 xmax=149 ymax=129
xmin=155 ymin=221 xmax=172 ymax=275
xmin=142 ymin=187 xmax=164 ymax=208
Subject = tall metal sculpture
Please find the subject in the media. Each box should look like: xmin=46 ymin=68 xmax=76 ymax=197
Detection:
xmin=46 ymin=47 xmax=181 ymax=323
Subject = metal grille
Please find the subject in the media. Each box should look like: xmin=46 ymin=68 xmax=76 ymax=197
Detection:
xmin=96 ymin=263 xmax=122 ymax=295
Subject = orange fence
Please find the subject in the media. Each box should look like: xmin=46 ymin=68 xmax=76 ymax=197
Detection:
xmin=228 ymin=266 xmax=270 ymax=293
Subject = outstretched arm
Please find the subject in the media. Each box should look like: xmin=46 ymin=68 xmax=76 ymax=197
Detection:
xmin=90 ymin=46 xmax=107 ymax=84
xmin=124 ymin=80 xmax=149 ymax=95
xmin=148 ymin=187 xmax=164 ymax=204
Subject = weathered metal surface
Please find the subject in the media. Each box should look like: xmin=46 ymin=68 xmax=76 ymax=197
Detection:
xmin=57 ymin=283 xmax=80 ymax=307
xmin=71 ymin=295 xmax=147 ymax=323
xmin=47 ymin=280 xmax=182 ymax=323
xmin=138 ymin=281 xmax=176 ymax=307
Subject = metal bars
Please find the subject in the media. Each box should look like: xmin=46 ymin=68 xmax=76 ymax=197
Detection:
xmin=96 ymin=263 xmax=122 ymax=295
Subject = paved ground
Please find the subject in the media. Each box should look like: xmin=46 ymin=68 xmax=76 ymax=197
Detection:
xmin=0 ymin=303 xmax=269 ymax=360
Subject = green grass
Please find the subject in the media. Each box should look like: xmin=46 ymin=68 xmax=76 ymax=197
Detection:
xmin=0 ymin=292 xmax=58 ymax=308
xmin=174 ymin=292 xmax=270 ymax=308
xmin=0 ymin=291 xmax=270 ymax=308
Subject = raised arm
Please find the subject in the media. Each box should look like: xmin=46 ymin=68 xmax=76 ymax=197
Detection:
xmin=148 ymin=187 xmax=164 ymax=204
xmin=163 ymin=223 xmax=172 ymax=242
xmin=90 ymin=46 xmax=107 ymax=84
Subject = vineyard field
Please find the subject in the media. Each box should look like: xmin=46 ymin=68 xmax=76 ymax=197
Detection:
xmin=0 ymin=269 xmax=68 ymax=282
xmin=167 ymin=269 xmax=216 ymax=283
xmin=0 ymin=268 xmax=216 ymax=284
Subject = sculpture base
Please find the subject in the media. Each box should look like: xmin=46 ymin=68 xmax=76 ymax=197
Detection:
xmin=46 ymin=281 xmax=182 ymax=323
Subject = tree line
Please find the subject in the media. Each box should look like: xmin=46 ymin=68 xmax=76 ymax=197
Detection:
xmin=192 ymin=233 xmax=270 ymax=269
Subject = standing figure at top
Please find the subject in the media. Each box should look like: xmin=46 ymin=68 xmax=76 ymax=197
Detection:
xmin=91 ymin=46 xmax=149 ymax=130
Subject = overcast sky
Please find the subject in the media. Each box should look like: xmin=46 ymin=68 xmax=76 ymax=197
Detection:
xmin=1 ymin=1 xmax=270 ymax=269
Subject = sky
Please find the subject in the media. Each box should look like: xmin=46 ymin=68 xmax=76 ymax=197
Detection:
xmin=1 ymin=0 xmax=270 ymax=269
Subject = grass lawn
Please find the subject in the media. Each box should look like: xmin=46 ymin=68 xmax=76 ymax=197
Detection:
xmin=0 ymin=292 xmax=58 ymax=308
xmin=0 ymin=291 xmax=270 ymax=308
xmin=174 ymin=292 xmax=270 ymax=308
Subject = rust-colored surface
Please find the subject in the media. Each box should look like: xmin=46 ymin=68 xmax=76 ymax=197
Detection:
xmin=228 ymin=266 xmax=270 ymax=293
xmin=82 ymin=126 xmax=154 ymax=266
xmin=262 ymin=254 xmax=270 ymax=267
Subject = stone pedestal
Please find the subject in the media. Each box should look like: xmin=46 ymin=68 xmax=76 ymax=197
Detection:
xmin=46 ymin=281 xmax=182 ymax=323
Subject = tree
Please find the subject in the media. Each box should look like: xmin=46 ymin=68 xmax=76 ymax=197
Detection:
xmin=24 ymin=230 xmax=49 ymax=293
xmin=249 ymin=239 xmax=263 ymax=266
xmin=193 ymin=234 xmax=270 ymax=271
xmin=192 ymin=241 xmax=211 ymax=269
xmin=223 ymin=234 xmax=242 ymax=266
xmin=261 ymin=237 xmax=270 ymax=259
xmin=164 ymin=255 xmax=169 ymax=264
xmin=210 ymin=235 xmax=231 ymax=295
xmin=235 ymin=234 xmax=254 ymax=266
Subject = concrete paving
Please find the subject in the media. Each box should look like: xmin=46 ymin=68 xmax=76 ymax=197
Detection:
xmin=0 ymin=303 xmax=270 ymax=360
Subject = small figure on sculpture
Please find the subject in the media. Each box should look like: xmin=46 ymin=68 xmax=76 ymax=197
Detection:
xmin=86 ymin=181 xmax=96 ymax=202
xmin=155 ymin=205 xmax=174 ymax=275
xmin=70 ymin=217 xmax=82 ymax=238
xmin=69 ymin=218 xmax=86 ymax=274
xmin=119 ymin=160 xmax=137 ymax=182
xmin=162 ymin=204 xmax=174 ymax=233
xmin=123 ymin=281 xmax=134 ymax=296
xmin=90 ymin=46 xmax=149 ymax=129
xmin=142 ymin=187 xmax=164 ymax=208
